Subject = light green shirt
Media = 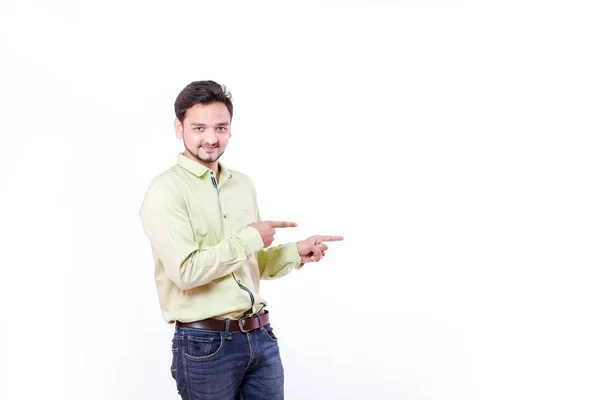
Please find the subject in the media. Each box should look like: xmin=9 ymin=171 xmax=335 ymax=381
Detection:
xmin=140 ymin=154 xmax=302 ymax=323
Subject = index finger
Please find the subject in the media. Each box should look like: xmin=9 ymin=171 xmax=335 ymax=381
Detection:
xmin=266 ymin=221 xmax=298 ymax=228
xmin=314 ymin=235 xmax=344 ymax=242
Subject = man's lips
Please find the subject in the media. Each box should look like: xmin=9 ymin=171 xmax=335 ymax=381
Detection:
xmin=201 ymin=145 xmax=218 ymax=153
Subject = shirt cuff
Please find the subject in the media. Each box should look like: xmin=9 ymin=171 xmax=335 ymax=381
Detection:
xmin=280 ymin=242 xmax=302 ymax=264
xmin=261 ymin=242 xmax=304 ymax=280
xmin=236 ymin=226 xmax=265 ymax=254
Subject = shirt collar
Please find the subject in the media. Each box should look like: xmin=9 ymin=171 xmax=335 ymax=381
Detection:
xmin=176 ymin=153 xmax=233 ymax=180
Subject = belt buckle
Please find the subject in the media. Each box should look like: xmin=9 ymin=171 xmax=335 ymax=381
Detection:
xmin=238 ymin=316 xmax=253 ymax=333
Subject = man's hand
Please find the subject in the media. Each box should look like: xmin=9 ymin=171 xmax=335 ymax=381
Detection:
xmin=296 ymin=235 xmax=344 ymax=263
xmin=249 ymin=220 xmax=298 ymax=248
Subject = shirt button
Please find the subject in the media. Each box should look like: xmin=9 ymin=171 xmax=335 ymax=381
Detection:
xmin=223 ymin=215 xmax=227 ymax=219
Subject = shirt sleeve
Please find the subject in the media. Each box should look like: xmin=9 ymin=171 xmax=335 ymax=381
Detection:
xmin=139 ymin=178 xmax=264 ymax=290
xmin=258 ymin=243 xmax=304 ymax=280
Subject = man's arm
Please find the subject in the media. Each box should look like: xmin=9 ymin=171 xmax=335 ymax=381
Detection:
xmin=140 ymin=179 xmax=264 ymax=290
xmin=257 ymin=235 xmax=344 ymax=279
xmin=257 ymin=243 xmax=304 ymax=280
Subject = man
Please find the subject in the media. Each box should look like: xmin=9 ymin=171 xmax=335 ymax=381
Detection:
xmin=139 ymin=80 xmax=343 ymax=400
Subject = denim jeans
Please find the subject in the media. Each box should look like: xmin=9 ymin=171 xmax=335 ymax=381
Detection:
xmin=170 ymin=322 xmax=284 ymax=400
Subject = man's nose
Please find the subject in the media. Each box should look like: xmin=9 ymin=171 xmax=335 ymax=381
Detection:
xmin=204 ymin=129 xmax=218 ymax=143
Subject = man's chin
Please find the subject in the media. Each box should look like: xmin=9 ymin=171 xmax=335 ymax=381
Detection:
xmin=197 ymin=152 xmax=221 ymax=163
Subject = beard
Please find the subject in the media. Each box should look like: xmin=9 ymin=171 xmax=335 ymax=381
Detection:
xmin=183 ymin=140 xmax=224 ymax=164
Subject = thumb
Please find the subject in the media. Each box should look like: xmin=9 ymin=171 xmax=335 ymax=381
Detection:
xmin=310 ymin=245 xmax=323 ymax=259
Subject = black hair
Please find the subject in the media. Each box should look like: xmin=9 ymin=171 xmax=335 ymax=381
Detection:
xmin=174 ymin=80 xmax=233 ymax=122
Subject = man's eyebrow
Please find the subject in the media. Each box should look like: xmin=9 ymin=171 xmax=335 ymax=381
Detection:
xmin=189 ymin=122 xmax=230 ymax=126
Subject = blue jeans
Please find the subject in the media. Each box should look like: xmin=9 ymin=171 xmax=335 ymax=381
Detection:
xmin=171 ymin=323 xmax=284 ymax=399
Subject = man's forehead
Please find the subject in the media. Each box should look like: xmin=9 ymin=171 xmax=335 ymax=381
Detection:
xmin=185 ymin=102 xmax=231 ymax=121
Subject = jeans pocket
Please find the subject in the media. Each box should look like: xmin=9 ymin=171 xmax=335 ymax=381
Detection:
xmin=263 ymin=325 xmax=278 ymax=342
xmin=184 ymin=331 xmax=225 ymax=361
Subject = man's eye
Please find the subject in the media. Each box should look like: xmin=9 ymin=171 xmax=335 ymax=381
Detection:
xmin=217 ymin=127 xmax=227 ymax=132
xmin=194 ymin=127 xmax=203 ymax=131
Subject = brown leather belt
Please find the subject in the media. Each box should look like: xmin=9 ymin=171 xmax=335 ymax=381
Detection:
xmin=176 ymin=310 xmax=270 ymax=333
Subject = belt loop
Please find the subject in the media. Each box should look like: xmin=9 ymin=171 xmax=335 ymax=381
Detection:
xmin=224 ymin=319 xmax=232 ymax=340
xmin=257 ymin=312 xmax=265 ymax=330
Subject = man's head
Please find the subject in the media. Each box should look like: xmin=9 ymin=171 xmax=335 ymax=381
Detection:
xmin=174 ymin=81 xmax=233 ymax=168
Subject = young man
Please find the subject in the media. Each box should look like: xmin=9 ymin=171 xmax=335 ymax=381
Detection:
xmin=139 ymin=80 xmax=343 ymax=400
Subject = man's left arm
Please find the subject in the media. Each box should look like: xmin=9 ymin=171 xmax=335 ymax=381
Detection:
xmin=257 ymin=243 xmax=303 ymax=280
xmin=249 ymin=180 xmax=343 ymax=280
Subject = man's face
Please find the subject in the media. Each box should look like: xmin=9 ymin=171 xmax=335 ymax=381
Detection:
xmin=175 ymin=102 xmax=232 ymax=166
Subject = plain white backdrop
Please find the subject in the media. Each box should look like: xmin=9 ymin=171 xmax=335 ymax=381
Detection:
xmin=1 ymin=0 xmax=599 ymax=399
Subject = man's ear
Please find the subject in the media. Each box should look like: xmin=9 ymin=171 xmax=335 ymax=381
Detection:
xmin=174 ymin=118 xmax=183 ymax=139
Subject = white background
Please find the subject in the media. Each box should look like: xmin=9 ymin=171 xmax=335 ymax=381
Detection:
xmin=1 ymin=0 xmax=599 ymax=399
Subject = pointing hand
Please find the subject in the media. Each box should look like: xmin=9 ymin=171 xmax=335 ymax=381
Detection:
xmin=249 ymin=220 xmax=298 ymax=248
xmin=296 ymin=235 xmax=344 ymax=263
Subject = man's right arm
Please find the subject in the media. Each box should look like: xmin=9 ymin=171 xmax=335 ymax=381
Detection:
xmin=139 ymin=179 xmax=264 ymax=290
